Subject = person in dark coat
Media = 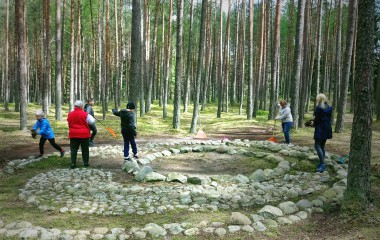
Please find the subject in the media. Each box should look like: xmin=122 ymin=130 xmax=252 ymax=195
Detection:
xmin=32 ymin=110 xmax=65 ymax=158
xmin=67 ymin=100 xmax=96 ymax=169
xmin=84 ymin=98 xmax=97 ymax=147
xmin=313 ymin=93 xmax=333 ymax=173
xmin=112 ymin=101 xmax=138 ymax=161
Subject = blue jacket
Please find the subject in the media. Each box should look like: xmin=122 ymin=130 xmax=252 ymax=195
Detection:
xmin=314 ymin=104 xmax=333 ymax=140
xmin=32 ymin=118 xmax=55 ymax=139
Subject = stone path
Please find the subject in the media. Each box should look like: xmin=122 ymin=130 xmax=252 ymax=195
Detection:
xmin=0 ymin=139 xmax=349 ymax=239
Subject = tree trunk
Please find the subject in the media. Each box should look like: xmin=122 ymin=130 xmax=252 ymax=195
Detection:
xmin=190 ymin=0 xmax=207 ymax=133
xmin=129 ymin=0 xmax=141 ymax=117
xmin=269 ymin=0 xmax=281 ymax=120
xmin=290 ymin=0 xmax=305 ymax=130
xmin=217 ymin=0 xmax=224 ymax=118
xmin=4 ymin=0 xmax=10 ymax=111
xmin=163 ymin=0 xmax=173 ymax=119
xmin=69 ymin=0 xmax=75 ymax=111
xmin=16 ymin=0 xmax=27 ymax=130
xmin=335 ymin=0 xmax=357 ymax=133
xmin=173 ymin=0 xmax=183 ymax=129
xmin=55 ymin=0 xmax=63 ymax=120
xmin=43 ymin=0 xmax=51 ymax=114
xmin=183 ymin=0 xmax=194 ymax=113
xmin=343 ymin=0 xmax=374 ymax=212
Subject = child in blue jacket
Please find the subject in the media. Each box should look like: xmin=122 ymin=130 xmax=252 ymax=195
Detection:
xmin=32 ymin=110 xmax=65 ymax=158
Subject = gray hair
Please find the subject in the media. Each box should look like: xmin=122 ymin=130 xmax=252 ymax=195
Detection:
xmin=74 ymin=100 xmax=84 ymax=107
xmin=316 ymin=94 xmax=328 ymax=109
xmin=35 ymin=109 xmax=45 ymax=117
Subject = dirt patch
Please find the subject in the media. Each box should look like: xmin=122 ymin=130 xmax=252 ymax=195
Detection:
xmin=149 ymin=152 xmax=255 ymax=177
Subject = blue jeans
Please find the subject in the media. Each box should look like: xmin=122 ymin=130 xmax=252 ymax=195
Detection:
xmin=121 ymin=128 xmax=137 ymax=157
xmin=282 ymin=122 xmax=292 ymax=144
xmin=314 ymin=139 xmax=327 ymax=164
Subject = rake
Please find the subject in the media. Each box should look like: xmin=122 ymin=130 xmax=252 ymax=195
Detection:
xmin=267 ymin=120 xmax=279 ymax=143
xmin=95 ymin=118 xmax=117 ymax=139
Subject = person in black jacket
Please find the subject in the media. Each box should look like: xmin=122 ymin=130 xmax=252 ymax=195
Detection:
xmin=313 ymin=94 xmax=333 ymax=173
xmin=84 ymin=98 xmax=97 ymax=147
xmin=112 ymin=101 xmax=138 ymax=161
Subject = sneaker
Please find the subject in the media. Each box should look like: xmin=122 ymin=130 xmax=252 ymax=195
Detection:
xmin=38 ymin=154 xmax=43 ymax=158
xmin=89 ymin=142 xmax=95 ymax=147
xmin=70 ymin=164 xmax=76 ymax=169
xmin=133 ymin=154 xmax=139 ymax=159
xmin=84 ymin=163 xmax=90 ymax=168
xmin=60 ymin=149 xmax=65 ymax=158
xmin=317 ymin=163 xmax=326 ymax=173
xmin=124 ymin=157 xmax=130 ymax=161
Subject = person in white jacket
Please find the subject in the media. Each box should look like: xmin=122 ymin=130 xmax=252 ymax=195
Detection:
xmin=275 ymin=100 xmax=293 ymax=144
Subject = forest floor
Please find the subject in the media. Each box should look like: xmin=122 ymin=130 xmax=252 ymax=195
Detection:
xmin=1 ymin=104 xmax=380 ymax=239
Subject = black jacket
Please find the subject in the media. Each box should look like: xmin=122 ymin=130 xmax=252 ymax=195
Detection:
xmin=112 ymin=109 xmax=136 ymax=134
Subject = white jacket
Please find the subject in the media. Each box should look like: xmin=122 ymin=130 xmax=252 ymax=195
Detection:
xmin=275 ymin=104 xmax=293 ymax=123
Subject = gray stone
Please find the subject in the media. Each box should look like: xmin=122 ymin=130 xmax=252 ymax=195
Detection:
xmin=228 ymin=225 xmax=240 ymax=233
xmin=216 ymin=145 xmax=229 ymax=154
xmin=277 ymin=217 xmax=293 ymax=225
xmin=296 ymin=211 xmax=308 ymax=220
xmin=296 ymin=199 xmax=313 ymax=210
xmin=135 ymin=166 xmax=153 ymax=182
xmin=122 ymin=161 xmax=140 ymax=173
xmin=232 ymin=174 xmax=250 ymax=184
xmin=163 ymin=223 xmax=184 ymax=235
xmin=249 ymin=169 xmax=267 ymax=182
xmin=214 ymin=228 xmax=227 ymax=237
xmin=183 ymin=227 xmax=200 ymax=236
xmin=141 ymin=223 xmax=167 ymax=238
xmin=252 ymin=221 xmax=267 ymax=232
xmin=278 ymin=201 xmax=299 ymax=215
xmin=262 ymin=219 xmax=278 ymax=228
xmin=161 ymin=150 xmax=172 ymax=156
xmin=137 ymin=158 xmax=151 ymax=165
xmin=93 ymin=227 xmax=109 ymax=234
xmin=145 ymin=172 xmax=166 ymax=182
xmin=192 ymin=146 xmax=203 ymax=152
xmin=169 ymin=148 xmax=181 ymax=154
xmin=90 ymin=233 xmax=104 ymax=240
xmin=230 ymin=212 xmax=252 ymax=225
xmin=19 ymin=228 xmax=39 ymax=239
xmin=167 ymin=172 xmax=187 ymax=183
xmin=258 ymin=205 xmax=284 ymax=219
xmin=241 ymin=225 xmax=254 ymax=233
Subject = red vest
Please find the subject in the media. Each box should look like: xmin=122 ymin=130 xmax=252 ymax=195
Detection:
xmin=67 ymin=107 xmax=91 ymax=138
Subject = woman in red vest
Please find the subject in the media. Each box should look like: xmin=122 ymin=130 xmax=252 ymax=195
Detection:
xmin=67 ymin=100 xmax=95 ymax=169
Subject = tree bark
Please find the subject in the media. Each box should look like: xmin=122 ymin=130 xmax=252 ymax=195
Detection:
xmin=173 ymin=0 xmax=183 ymax=129
xmin=290 ymin=0 xmax=305 ymax=129
xmin=190 ymin=0 xmax=207 ymax=133
xmin=16 ymin=0 xmax=27 ymax=130
xmin=335 ymin=0 xmax=357 ymax=132
xmin=55 ymin=0 xmax=63 ymax=120
xmin=343 ymin=0 xmax=374 ymax=212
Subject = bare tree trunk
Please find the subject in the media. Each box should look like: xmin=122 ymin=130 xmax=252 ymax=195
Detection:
xmin=183 ymin=0 xmax=194 ymax=113
xmin=4 ymin=0 xmax=10 ymax=111
xmin=55 ymin=0 xmax=63 ymax=120
xmin=163 ymin=0 xmax=173 ymax=118
xmin=332 ymin=0 xmax=343 ymax=125
xmin=16 ymin=0 xmax=27 ymax=130
xmin=173 ymin=0 xmax=183 ymax=129
xmin=129 ymin=0 xmax=141 ymax=116
xmin=335 ymin=0 xmax=357 ymax=133
xmin=290 ymin=0 xmax=305 ymax=130
xmin=223 ymin=0 xmax=231 ymax=113
xmin=216 ymin=0 xmax=224 ymax=118
xmin=69 ymin=0 xmax=75 ymax=111
xmin=343 ymin=0 xmax=374 ymax=212
xmin=269 ymin=0 xmax=281 ymax=120
xmin=43 ymin=0 xmax=51 ymax=114
xmin=190 ymin=0 xmax=207 ymax=133
xmin=114 ymin=0 xmax=120 ymax=109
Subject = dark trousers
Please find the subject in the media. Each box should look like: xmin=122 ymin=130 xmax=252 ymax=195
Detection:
xmin=89 ymin=124 xmax=97 ymax=142
xmin=314 ymin=139 xmax=327 ymax=164
xmin=70 ymin=138 xmax=89 ymax=166
xmin=121 ymin=128 xmax=137 ymax=157
xmin=39 ymin=137 xmax=62 ymax=154
xmin=282 ymin=122 xmax=293 ymax=144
